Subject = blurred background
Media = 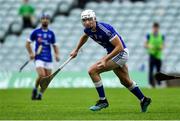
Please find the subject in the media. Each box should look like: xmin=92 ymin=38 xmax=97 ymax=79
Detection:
xmin=0 ymin=0 xmax=180 ymax=89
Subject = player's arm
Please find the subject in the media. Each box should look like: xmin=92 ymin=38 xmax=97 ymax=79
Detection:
xmin=144 ymin=41 xmax=153 ymax=49
xmin=104 ymin=35 xmax=124 ymax=62
xmin=70 ymin=33 xmax=89 ymax=58
xmin=160 ymin=35 xmax=165 ymax=50
xmin=26 ymin=30 xmax=37 ymax=60
xmin=144 ymin=41 xmax=148 ymax=48
xmin=26 ymin=41 xmax=35 ymax=60
xmin=53 ymin=44 xmax=60 ymax=61
xmin=75 ymin=33 xmax=89 ymax=51
xmin=144 ymin=34 xmax=152 ymax=49
xmin=51 ymin=31 xmax=60 ymax=61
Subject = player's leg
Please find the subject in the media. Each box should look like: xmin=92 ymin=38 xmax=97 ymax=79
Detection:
xmin=88 ymin=49 xmax=130 ymax=111
xmin=88 ymin=56 xmax=122 ymax=111
xmin=149 ymin=55 xmax=155 ymax=88
xmin=37 ymin=69 xmax=52 ymax=100
xmin=155 ymin=59 xmax=162 ymax=86
xmin=32 ymin=60 xmax=46 ymax=100
xmin=113 ymin=65 xmax=151 ymax=112
xmin=111 ymin=49 xmax=151 ymax=112
xmin=32 ymin=67 xmax=46 ymax=100
xmin=36 ymin=68 xmax=46 ymax=87
xmin=88 ymin=62 xmax=108 ymax=111
xmin=36 ymin=61 xmax=53 ymax=100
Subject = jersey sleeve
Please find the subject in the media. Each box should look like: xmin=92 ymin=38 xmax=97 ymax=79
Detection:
xmin=162 ymin=35 xmax=165 ymax=42
xmin=84 ymin=28 xmax=88 ymax=34
xmin=146 ymin=34 xmax=150 ymax=42
xmin=101 ymin=23 xmax=117 ymax=42
xmin=108 ymin=27 xmax=117 ymax=42
xmin=27 ymin=30 xmax=36 ymax=42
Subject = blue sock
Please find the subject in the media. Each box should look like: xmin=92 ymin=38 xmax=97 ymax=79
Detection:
xmin=94 ymin=81 xmax=106 ymax=100
xmin=33 ymin=88 xmax=37 ymax=92
xmin=129 ymin=81 xmax=144 ymax=101
xmin=38 ymin=92 xmax=42 ymax=97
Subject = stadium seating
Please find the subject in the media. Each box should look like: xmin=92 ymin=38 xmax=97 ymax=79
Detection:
xmin=0 ymin=0 xmax=180 ymax=73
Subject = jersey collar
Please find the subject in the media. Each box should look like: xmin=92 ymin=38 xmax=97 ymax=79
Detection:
xmin=41 ymin=27 xmax=48 ymax=32
xmin=91 ymin=21 xmax=98 ymax=32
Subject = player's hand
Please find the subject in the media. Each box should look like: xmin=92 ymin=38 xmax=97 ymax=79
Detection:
xmin=29 ymin=53 xmax=35 ymax=60
xmin=55 ymin=54 xmax=60 ymax=62
xmin=70 ymin=49 xmax=78 ymax=58
xmin=97 ymin=58 xmax=107 ymax=69
xmin=148 ymin=44 xmax=153 ymax=49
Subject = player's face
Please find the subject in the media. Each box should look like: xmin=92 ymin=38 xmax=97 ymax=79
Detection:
xmin=153 ymin=26 xmax=159 ymax=33
xmin=41 ymin=17 xmax=49 ymax=28
xmin=82 ymin=18 xmax=95 ymax=29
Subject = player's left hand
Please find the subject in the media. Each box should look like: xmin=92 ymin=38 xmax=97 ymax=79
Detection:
xmin=97 ymin=58 xmax=107 ymax=69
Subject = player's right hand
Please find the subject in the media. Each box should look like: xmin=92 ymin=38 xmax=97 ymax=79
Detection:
xmin=70 ymin=49 xmax=78 ymax=58
xmin=29 ymin=53 xmax=35 ymax=60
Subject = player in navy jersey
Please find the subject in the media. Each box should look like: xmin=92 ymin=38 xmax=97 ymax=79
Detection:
xmin=70 ymin=10 xmax=151 ymax=112
xmin=26 ymin=14 xmax=59 ymax=100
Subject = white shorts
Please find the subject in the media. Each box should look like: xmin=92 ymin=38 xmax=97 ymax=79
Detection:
xmin=112 ymin=48 xmax=129 ymax=67
xmin=35 ymin=60 xmax=53 ymax=70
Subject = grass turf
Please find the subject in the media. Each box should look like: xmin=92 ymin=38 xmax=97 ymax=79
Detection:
xmin=0 ymin=88 xmax=180 ymax=120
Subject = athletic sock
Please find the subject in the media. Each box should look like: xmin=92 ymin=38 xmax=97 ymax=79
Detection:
xmin=33 ymin=87 xmax=37 ymax=92
xmin=128 ymin=81 xmax=144 ymax=101
xmin=94 ymin=81 xmax=106 ymax=100
xmin=38 ymin=92 xmax=42 ymax=97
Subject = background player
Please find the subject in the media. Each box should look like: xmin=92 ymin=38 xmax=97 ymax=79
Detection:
xmin=144 ymin=22 xmax=165 ymax=88
xmin=70 ymin=9 xmax=151 ymax=112
xmin=26 ymin=13 xmax=60 ymax=100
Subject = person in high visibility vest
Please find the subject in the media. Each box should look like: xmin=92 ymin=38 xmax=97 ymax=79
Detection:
xmin=145 ymin=22 xmax=165 ymax=88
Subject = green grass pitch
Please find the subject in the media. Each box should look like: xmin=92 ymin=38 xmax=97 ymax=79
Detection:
xmin=0 ymin=88 xmax=180 ymax=120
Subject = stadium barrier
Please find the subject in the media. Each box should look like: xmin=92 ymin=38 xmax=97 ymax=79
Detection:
xmin=0 ymin=71 xmax=148 ymax=89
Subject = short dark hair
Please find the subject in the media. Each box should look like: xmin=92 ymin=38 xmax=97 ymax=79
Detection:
xmin=153 ymin=22 xmax=159 ymax=28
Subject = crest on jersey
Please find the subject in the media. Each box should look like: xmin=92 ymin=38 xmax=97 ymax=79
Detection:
xmin=43 ymin=33 xmax=47 ymax=38
xmin=48 ymin=34 xmax=52 ymax=39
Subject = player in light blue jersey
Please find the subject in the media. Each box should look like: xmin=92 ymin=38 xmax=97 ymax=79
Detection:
xmin=70 ymin=10 xmax=151 ymax=112
xmin=26 ymin=13 xmax=59 ymax=100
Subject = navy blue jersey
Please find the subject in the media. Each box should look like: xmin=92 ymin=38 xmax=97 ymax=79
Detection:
xmin=28 ymin=28 xmax=56 ymax=62
xmin=84 ymin=21 xmax=126 ymax=53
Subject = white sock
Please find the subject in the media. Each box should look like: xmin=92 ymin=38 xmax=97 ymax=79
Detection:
xmin=94 ymin=80 xmax=103 ymax=88
xmin=141 ymin=97 xmax=145 ymax=102
xmin=128 ymin=81 xmax=137 ymax=91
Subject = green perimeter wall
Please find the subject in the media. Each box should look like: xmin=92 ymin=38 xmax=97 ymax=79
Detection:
xmin=0 ymin=71 xmax=148 ymax=88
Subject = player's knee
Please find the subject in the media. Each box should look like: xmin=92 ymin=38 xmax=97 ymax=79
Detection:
xmin=88 ymin=68 xmax=97 ymax=76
